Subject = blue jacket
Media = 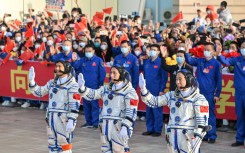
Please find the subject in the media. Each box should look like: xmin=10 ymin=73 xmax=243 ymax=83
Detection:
xmin=72 ymin=55 xmax=106 ymax=89
xmin=143 ymin=57 xmax=168 ymax=95
xmin=185 ymin=53 xmax=222 ymax=97
xmin=49 ymin=51 xmax=73 ymax=62
xmin=114 ymin=53 xmax=139 ymax=89
xmin=217 ymin=55 xmax=245 ymax=92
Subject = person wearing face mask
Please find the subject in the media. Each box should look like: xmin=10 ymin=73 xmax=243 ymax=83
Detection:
xmin=72 ymin=44 xmax=106 ymax=129
xmin=113 ymin=40 xmax=139 ymax=90
xmin=76 ymin=36 xmax=88 ymax=57
xmin=72 ymin=40 xmax=79 ymax=52
xmin=97 ymin=40 xmax=113 ymax=63
xmin=141 ymin=44 xmax=168 ymax=137
xmin=28 ymin=60 xmax=80 ymax=153
xmin=216 ymin=41 xmax=245 ymax=147
xmin=77 ymin=64 xmax=138 ymax=153
xmin=14 ymin=32 xmax=23 ymax=45
xmin=185 ymin=42 xmax=222 ymax=144
xmin=49 ymin=40 xmax=73 ymax=62
xmin=139 ymin=69 xmax=209 ymax=153
xmin=205 ymin=5 xmax=218 ymax=21
xmin=161 ymin=47 xmax=193 ymax=91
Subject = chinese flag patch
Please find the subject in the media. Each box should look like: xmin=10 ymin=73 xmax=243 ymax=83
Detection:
xmin=154 ymin=65 xmax=158 ymax=68
xmin=200 ymin=106 xmax=209 ymax=113
xmin=92 ymin=62 xmax=96 ymax=66
xmin=73 ymin=93 xmax=81 ymax=100
xmin=127 ymin=61 xmax=131 ymax=64
xmin=130 ymin=99 xmax=138 ymax=106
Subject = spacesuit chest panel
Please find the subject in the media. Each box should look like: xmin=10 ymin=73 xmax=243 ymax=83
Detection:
xmin=49 ymin=85 xmax=69 ymax=110
xmin=101 ymin=90 xmax=126 ymax=117
xmin=169 ymin=97 xmax=195 ymax=126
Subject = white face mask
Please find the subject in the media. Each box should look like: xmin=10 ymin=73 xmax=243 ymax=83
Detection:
xmin=73 ymin=44 xmax=79 ymax=49
xmin=207 ymin=10 xmax=211 ymax=14
xmin=101 ymin=45 xmax=108 ymax=50
xmin=15 ymin=36 xmax=21 ymax=42
xmin=47 ymin=40 xmax=54 ymax=46
xmin=35 ymin=44 xmax=40 ymax=49
xmin=13 ymin=47 xmax=18 ymax=51
xmin=21 ymin=50 xmax=25 ymax=54
xmin=134 ymin=50 xmax=141 ymax=56
xmin=1 ymin=26 xmax=6 ymax=31
xmin=0 ymin=45 xmax=4 ymax=50
xmin=42 ymin=37 xmax=47 ymax=42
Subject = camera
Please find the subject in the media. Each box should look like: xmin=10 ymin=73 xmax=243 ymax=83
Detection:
xmin=5 ymin=14 xmax=11 ymax=17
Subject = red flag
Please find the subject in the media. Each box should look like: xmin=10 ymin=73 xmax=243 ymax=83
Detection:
xmin=4 ymin=37 xmax=15 ymax=53
xmin=34 ymin=42 xmax=46 ymax=55
xmin=119 ymin=33 xmax=129 ymax=44
xmin=25 ymin=28 xmax=34 ymax=38
xmin=24 ymin=37 xmax=33 ymax=48
xmin=92 ymin=16 xmax=104 ymax=26
xmin=103 ymin=7 xmax=113 ymax=14
xmin=111 ymin=29 xmax=117 ymax=38
xmin=14 ymin=19 xmax=22 ymax=27
xmin=2 ymin=53 xmax=12 ymax=64
xmin=73 ymin=93 xmax=81 ymax=100
xmin=80 ymin=17 xmax=88 ymax=29
xmin=45 ymin=10 xmax=53 ymax=17
xmin=138 ymin=37 xmax=143 ymax=47
xmin=95 ymin=12 xmax=104 ymax=20
xmin=0 ymin=31 xmax=5 ymax=39
xmin=130 ymin=99 xmax=138 ymax=106
xmin=20 ymin=49 xmax=34 ymax=62
xmin=200 ymin=106 xmax=209 ymax=113
xmin=57 ymin=33 xmax=67 ymax=41
xmin=171 ymin=11 xmax=183 ymax=24
xmin=40 ymin=60 xmax=50 ymax=65
xmin=75 ymin=22 xmax=86 ymax=32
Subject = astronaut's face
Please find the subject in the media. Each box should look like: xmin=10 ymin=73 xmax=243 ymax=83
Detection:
xmin=55 ymin=62 xmax=65 ymax=77
xmin=176 ymin=73 xmax=187 ymax=90
xmin=110 ymin=67 xmax=120 ymax=83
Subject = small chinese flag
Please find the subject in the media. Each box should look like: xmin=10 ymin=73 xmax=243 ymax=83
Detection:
xmin=75 ymin=22 xmax=86 ymax=32
xmin=95 ymin=12 xmax=104 ymax=20
xmin=34 ymin=42 xmax=45 ymax=55
xmin=0 ymin=31 xmax=5 ymax=39
xmin=138 ymin=37 xmax=143 ymax=47
xmin=119 ymin=33 xmax=129 ymax=44
xmin=103 ymin=7 xmax=113 ymax=14
xmin=73 ymin=93 xmax=81 ymax=100
xmin=14 ymin=19 xmax=22 ymax=27
xmin=111 ymin=29 xmax=117 ymax=38
xmin=200 ymin=106 xmax=209 ymax=113
xmin=80 ymin=17 xmax=88 ymax=29
xmin=24 ymin=37 xmax=34 ymax=48
xmin=20 ymin=48 xmax=34 ymax=62
xmin=25 ymin=27 xmax=34 ymax=38
xmin=4 ymin=37 xmax=15 ymax=53
xmin=171 ymin=11 xmax=183 ymax=24
xmin=57 ymin=33 xmax=67 ymax=41
xmin=130 ymin=99 xmax=138 ymax=106
xmin=45 ymin=10 xmax=53 ymax=17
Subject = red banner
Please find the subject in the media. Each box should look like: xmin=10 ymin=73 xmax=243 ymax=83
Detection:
xmin=0 ymin=61 xmax=236 ymax=120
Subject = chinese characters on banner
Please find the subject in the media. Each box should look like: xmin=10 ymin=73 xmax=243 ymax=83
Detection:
xmin=45 ymin=0 xmax=65 ymax=11
xmin=0 ymin=61 xmax=237 ymax=120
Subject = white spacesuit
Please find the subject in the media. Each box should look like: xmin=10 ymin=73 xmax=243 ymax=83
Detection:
xmin=78 ymin=65 xmax=138 ymax=153
xmin=139 ymin=69 xmax=209 ymax=153
xmin=28 ymin=61 xmax=81 ymax=153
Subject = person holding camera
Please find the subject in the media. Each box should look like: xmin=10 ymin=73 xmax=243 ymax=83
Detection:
xmin=139 ymin=69 xmax=209 ymax=153
xmin=28 ymin=60 xmax=81 ymax=153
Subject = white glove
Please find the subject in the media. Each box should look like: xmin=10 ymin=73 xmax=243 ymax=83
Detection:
xmin=119 ymin=126 xmax=129 ymax=140
xmin=139 ymin=73 xmax=147 ymax=94
xmin=78 ymin=73 xmax=85 ymax=91
xmin=29 ymin=66 xmax=35 ymax=86
xmin=66 ymin=119 xmax=75 ymax=133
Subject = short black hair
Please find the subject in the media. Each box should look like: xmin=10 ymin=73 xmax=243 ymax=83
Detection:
xmin=121 ymin=40 xmax=130 ymax=46
xmin=150 ymin=44 xmax=160 ymax=51
xmin=220 ymin=1 xmax=227 ymax=8
xmin=85 ymin=44 xmax=95 ymax=50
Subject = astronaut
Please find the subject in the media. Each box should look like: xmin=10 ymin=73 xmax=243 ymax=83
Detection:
xmin=77 ymin=65 xmax=138 ymax=153
xmin=139 ymin=69 xmax=209 ymax=153
xmin=28 ymin=60 xmax=81 ymax=153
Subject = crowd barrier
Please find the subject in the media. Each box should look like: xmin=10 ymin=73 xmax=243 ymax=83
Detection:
xmin=0 ymin=61 xmax=236 ymax=120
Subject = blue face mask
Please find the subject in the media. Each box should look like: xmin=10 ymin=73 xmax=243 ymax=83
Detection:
xmin=53 ymin=35 xmax=57 ymax=39
xmin=204 ymin=50 xmax=211 ymax=58
xmin=94 ymin=42 xmax=100 ymax=48
xmin=131 ymin=42 xmax=136 ymax=47
xmin=241 ymin=48 xmax=245 ymax=56
xmin=85 ymin=52 xmax=93 ymax=58
xmin=176 ymin=57 xmax=184 ymax=64
xmin=121 ymin=47 xmax=129 ymax=54
xmin=149 ymin=50 xmax=157 ymax=57
xmin=62 ymin=46 xmax=70 ymax=52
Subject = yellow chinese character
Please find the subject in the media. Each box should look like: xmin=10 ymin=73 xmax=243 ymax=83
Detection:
xmin=10 ymin=66 xmax=30 ymax=95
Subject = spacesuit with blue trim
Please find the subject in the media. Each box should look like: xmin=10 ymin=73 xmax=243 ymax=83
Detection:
xmin=78 ymin=65 xmax=138 ymax=153
xmin=28 ymin=61 xmax=81 ymax=153
xmin=139 ymin=70 xmax=209 ymax=153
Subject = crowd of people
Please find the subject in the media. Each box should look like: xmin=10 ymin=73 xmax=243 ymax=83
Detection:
xmin=0 ymin=0 xmax=245 ymax=152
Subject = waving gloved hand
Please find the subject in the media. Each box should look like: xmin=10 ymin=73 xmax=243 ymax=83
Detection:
xmin=139 ymin=73 xmax=147 ymax=94
xmin=78 ymin=73 xmax=85 ymax=90
xmin=119 ymin=126 xmax=129 ymax=141
xmin=66 ymin=119 xmax=75 ymax=133
xmin=29 ymin=66 xmax=35 ymax=86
